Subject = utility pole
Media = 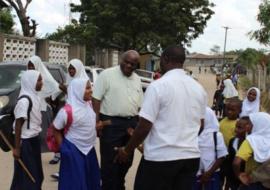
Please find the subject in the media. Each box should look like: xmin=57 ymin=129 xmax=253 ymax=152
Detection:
xmin=222 ymin=26 xmax=230 ymax=76
xmin=69 ymin=0 xmax=72 ymax=24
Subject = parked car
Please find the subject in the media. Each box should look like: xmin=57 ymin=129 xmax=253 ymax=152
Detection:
xmin=85 ymin=66 xmax=104 ymax=85
xmin=0 ymin=61 xmax=67 ymax=151
xmin=135 ymin=69 xmax=154 ymax=91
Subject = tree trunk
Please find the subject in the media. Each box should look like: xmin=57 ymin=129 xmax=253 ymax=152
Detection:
xmin=4 ymin=0 xmax=36 ymax=37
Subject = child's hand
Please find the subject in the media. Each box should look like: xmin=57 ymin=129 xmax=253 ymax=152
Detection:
xmin=127 ymin=127 xmax=134 ymax=136
xmin=200 ymin=171 xmax=212 ymax=184
xmin=239 ymin=172 xmax=251 ymax=185
xmin=13 ymin=148 xmax=20 ymax=160
xmin=96 ymin=121 xmax=104 ymax=137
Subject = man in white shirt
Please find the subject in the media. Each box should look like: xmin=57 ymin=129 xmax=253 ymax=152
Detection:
xmin=92 ymin=50 xmax=143 ymax=190
xmin=115 ymin=45 xmax=208 ymax=190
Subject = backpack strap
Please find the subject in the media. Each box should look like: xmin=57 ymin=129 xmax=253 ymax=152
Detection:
xmin=63 ymin=104 xmax=73 ymax=134
xmin=213 ymin=132 xmax=218 ymax=160
xmin=17 ymin=95 xmax=33 ymax=129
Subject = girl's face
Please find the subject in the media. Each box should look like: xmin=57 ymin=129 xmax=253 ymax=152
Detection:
xmin=28 ymin=61 xmax=35 ymax=70
xmin=247 ymin=89 xmax=257 ymax=102
xmin=235 ymin=119 xmax=247 ymax=138
xmin=83 ymin=81 xmax=92 ymax=101
xmin=35 ymin=74 xmax=43 ymax=91
xmin=68 ymin=64 xmax=76 ymax=77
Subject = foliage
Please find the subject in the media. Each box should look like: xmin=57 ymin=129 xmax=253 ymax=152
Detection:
xmin=46 ymin=21 xmax=89 ymax=44
xmin=1 ymin=0 xmax=37 ymax=37
xmin=0 ymin=8 xmax=14 ymax=33
xmin=46 ymin=21 xmax=95 ymax=65
xmin=238 ymin=75 xmax=252 ymax=91
xmin=237 ymin=48 xmax=264 ymax=70
xmin=70 ymin=0 xmax=214 ymax=54
xmin=249 ymin=0 xmax=270 ymax=45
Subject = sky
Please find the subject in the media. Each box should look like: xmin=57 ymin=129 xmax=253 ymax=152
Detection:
xmin=12 ymin=0 xmax=267 ymax=54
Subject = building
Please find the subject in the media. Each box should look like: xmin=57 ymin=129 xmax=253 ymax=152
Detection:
xmin=185 ymin=53 xmax=238 ymax=67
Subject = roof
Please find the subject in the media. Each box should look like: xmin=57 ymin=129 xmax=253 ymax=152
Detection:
xmin=187 ymin=53 xmax=237 ymax=60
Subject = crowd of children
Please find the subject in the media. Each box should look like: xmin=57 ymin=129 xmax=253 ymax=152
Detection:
xmin=8 ymin=57 xmax=270 ymax=190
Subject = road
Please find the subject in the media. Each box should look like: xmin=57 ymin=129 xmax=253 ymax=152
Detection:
xmin=0 ymin=66 xmax=216 ymax=190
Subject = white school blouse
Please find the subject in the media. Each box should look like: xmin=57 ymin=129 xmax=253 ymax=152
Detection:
xmin=198 ymin=132 xmax=228 ymax=175
xmin=53 ymin=106 xmax=97 ymax=155
xmin=139 ymin=69 xmax=208 ymax=161
xmin=14 ymin=98 xmax=42 ymax=139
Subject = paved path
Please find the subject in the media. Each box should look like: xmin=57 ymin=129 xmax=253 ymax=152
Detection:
xmin=0 ymin=66 xmax=216 ymax=190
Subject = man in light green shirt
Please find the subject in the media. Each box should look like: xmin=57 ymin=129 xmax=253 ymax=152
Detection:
xmin=92 ymin=50 xmax=143 ymax=190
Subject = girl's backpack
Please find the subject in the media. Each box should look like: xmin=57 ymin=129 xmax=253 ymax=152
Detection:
xmin=46 ymin=104 xmax=73 ymax=152
xmin=0 ymin=95 xmax=32 ymax=152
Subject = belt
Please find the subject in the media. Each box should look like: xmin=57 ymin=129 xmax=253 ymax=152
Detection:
xmin=100 ymin=114 xmax=138 ymax=120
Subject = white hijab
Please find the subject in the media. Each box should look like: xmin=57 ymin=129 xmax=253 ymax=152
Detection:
xmin=199 ymin=107 xmax=219 ymax=148
xmin=240 ymin=87 xmax=260 ymax=117
xmin=28 ymin=56 xmax=61 ymax=111
xmin=247 ymin=112 xmax=270 ymax=163
xmin=65 ymin=78 xmax=96 ymax=154
xmin=67 ymin=78 xmax=94 ymax=126
xmin=66 ymin=59 xmax=88 ymax=85
xmin=222 ymin=79 xmax=238 ymax=98
xmin=19 ymin=70 xmax=42 ymax=125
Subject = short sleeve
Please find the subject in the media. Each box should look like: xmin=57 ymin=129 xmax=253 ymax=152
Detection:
xmin=53 ymin=109 xmax=67 ymax=130
xmin=139 ymin=85 xmax=159 ymax=123
xmin=14 ymin=98 xmax=29 ymax=119
xmin=236 ymin=140 xmax=253 ymax=161
xmin=92 ymin=72 xmax=108 ymax=100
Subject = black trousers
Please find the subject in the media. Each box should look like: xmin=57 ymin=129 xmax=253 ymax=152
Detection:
xmin=134 ymin=157 xmax=200 ymax=190
xmin=99 ymin=114 xmax=138 ymax=190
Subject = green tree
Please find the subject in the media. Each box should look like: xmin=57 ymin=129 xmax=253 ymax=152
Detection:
xmin=238 ymin=48 xmax=264 ymax=84
xmin=70 ymin=0 xmax=214 ymax=54
xmin=1 ymin=0 xmax=37 ymax=37
xmin=0 ymin=8 xmax=14 ymax=33
xmin=249 ymin=0 xmax=270 ymax=45
xmin=46 ymin=21 xmax=96 ymax=65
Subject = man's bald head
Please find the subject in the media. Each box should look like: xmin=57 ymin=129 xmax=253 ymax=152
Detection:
xmin=121 ymin=50 xmax=140 ymax=61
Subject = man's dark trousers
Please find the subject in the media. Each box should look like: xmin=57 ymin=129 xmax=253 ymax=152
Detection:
xmin=99 ymin=114 xmax=137 ymax=190
xmin=134 ymin=157 xmax=200 ymax=190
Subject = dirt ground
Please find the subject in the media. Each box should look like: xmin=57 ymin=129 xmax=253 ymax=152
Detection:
xmin=0 ymin=66 xmax=216 ymax=190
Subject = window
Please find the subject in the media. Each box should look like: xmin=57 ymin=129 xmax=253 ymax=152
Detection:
xmin=0 ymin=66 xmax=25 ymax=89
xmin=48 ymin=68 xmax=64 ymax=83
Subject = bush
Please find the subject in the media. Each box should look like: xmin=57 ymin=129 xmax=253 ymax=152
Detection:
xmin=238 ymin=75 xmax=252 ymax=91
xmin=261 ymin=92 xmax=270 ymax=112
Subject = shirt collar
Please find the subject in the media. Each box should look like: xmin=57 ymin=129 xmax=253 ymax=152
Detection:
xmin=163 ymin=68 xmax=186 ymax=77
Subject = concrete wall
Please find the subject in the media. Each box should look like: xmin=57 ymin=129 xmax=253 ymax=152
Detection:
xmin=94 ymin=49 xmax=120 ymax=68
xmin=0 ymin=33 xmax=36 ymax=62
xmin=0 ymin=33 xmax=85 ymax=65
xmin=68 ymin=44 xmax=86 ymax=64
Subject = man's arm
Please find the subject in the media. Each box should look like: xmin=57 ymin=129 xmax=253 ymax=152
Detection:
xmin=92 ymin=97 xmax=101 ymax=122
xmin=115 ymin=117 xmax=152 ymax=163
